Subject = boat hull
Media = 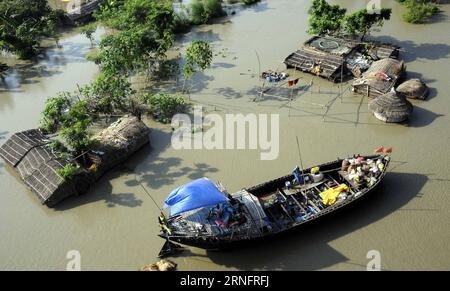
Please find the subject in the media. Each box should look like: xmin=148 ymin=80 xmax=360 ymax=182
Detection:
xmin=161 ymin=155 xmax=390 ymax=250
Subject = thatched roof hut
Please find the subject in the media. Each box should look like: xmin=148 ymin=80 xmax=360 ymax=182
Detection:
xmin=368 ymin=92 xmax=413 ymax=123
xmin=0 ymin=129 xmax=86 ymax=206
xmin=396 ymin=78 xmax=429 ymax=100
xmin=0 ymin=116 xmax=150 ymax=207
xmin=284 ymin=36 xmax=400 ymax=82
xmin=352 ymin=58 xmax=406 ymax=99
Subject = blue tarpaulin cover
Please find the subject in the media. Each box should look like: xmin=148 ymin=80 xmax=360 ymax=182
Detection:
xmin=164 ymin=178 xmax=228 ymax=216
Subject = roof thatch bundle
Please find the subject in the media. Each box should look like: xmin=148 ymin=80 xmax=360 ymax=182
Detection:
xmin=396 ymin=78 xmax=429 ymax=100
xmin=368 ymin=92 xmax=413 ymax=123
xmin=352 ymin=58 xmax=406 ymax=99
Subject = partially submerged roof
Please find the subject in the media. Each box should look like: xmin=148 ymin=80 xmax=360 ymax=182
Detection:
xmin=396 ymin=78 xmax=429 ymax=100
xmin=0 ymin=117 xmax=151 ymax=207
xmin=352 ymin=58 xmax=406 ymax=99
xmin=284 ymin=36 xmax=400 ymax=82
xmin=0 ymin=129 xmax=77 ymax=205
xmin=0 ymin=129 xmax=49 ymax=167
xmin=368 ymin=92 xmax=413 ymax=123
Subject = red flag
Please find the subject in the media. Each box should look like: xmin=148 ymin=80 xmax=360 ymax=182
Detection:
xmin=384 ymin=146 xmax=393 ymax=153
xmin=288 ymin=78 xmax=299 ymax=87
xmin=374 ymin=146 xmax=385 ymax=153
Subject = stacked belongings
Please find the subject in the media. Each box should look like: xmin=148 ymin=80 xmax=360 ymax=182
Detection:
xmin=341 ymin=156 xmax=385 ymax=187
xmin=261 ymin=71 xmax=289 ymax=82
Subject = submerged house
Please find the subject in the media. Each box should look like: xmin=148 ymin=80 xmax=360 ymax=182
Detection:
xmin=0 ymin=116 xmax=150 ymax=207
xmin=352 ymin=58 xmax=406 ymax=99
xmin=0 ymin=129 xmax=85 ymax=206
xmin=284 ymin=36 xmax=400 ymax=82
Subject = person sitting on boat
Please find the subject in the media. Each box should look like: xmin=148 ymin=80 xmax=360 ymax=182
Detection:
xmin=214 ymin=203 xmax=246 ymax=228
xmin=292 ymin=166 xmax=311 ymax=185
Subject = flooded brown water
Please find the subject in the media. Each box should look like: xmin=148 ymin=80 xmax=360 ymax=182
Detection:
xmin=1 ymin=0 xmax=450 ymax=270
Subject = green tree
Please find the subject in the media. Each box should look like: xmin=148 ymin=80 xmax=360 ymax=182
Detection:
xmin=182 ymin=40 xmax=213 ymax=93
xmin=40 ymin=92 xmax=72 ymax=134
xmin=80 ymin=74 xmax=136 ymax=116
xmin=344 ymin=8 xmax=392 ymax=40
xmin=307 ymin=0 xmax=347 ymax=36
xmin=59 ymin=101 xmax=92 ymax=156
xmin=81 ymin=23 xmax=97 ymax=47
xmin=95 ymin=0 xmax=176 ymax=77
xmin=0 ymin=0 xmax=64 ymax=58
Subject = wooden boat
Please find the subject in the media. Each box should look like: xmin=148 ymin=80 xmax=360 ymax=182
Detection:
xmin=158 ymin=154 xmax=390 ymax=250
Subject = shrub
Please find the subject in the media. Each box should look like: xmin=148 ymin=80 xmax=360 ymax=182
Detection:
xmin=142 ymin=93 xmax=188 ymax=123
xmin=190 ymin=0 xmax=225 ymax=25
xmin=402 ymin=0 xmax=440 ymax=24
xmin=173 ymin=11 xmax=192 ymax=34
xmin=57 ymin=163 xmax=79 ymax=182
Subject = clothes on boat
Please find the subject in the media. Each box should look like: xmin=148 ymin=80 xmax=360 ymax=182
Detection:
xmin=319 ymin=184 xmax=349 ymax=206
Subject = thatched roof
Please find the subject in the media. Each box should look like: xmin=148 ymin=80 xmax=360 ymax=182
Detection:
xmin=368 ymin=92 xmax=413 ymax=123
xmin=284 ymin=47 xmax=345 ymax=81
xmin=352 ymin=58 xmax=406 ymax=99
xmin=0 ymin=129 xmax=49 ymax=166
xmin=285 ymin=36 xmax=400 ymax=83
xmin=0 ymin=117 xmax=150 ymax=207
xmin=89 ymin=116 xmax=150 ymax=179
xmin=0 ymin=129 xmax=79 ymax=205
xmin=396 ymin=78 xmax=429 ymax=100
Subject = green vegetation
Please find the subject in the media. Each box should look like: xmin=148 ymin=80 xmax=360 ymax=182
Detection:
xmin=307 ymin=0 xmax=347 ymax=35
xmin=182 ymin=40 xmax=213 ymax=92
xmin=39 ymin=0 xmax=217 ymax=162
xmin=173 ymin=10 xmax=192 ymax=34
xmin=344 ymin=9 xmax=391 ymax=40
xmin=57 ymin=163 xmax=79 ymax=182
xmin=79 ymin=74 xmax=136 ymax=116
xmin=39 ymin=92 xmax=72 ymax=134
xmin=59 ymin=101 xmax=92 ymax=156
xmin=80 ymin=23 xmax=97 ymax=47
xmin=0 ymin=0 xmax=65 ymax=59
xmin=40 ymin=95 xmax=92 ymax=156
xmin=190 ymin=0 xmax=225 ymax=25
xmin=398 ymin=0 xmax=440 ymax=24
xmin=95 ymin=0 xmax=175 ymax=78
xmin=307 ymin=0 xmax=391 ymax=40
xmin=142 ymin=93 xmax=188 ymax=124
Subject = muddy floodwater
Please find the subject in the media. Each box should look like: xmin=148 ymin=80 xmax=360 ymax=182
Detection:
xmin=1 ymin=1 xmax=450 ymax=270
